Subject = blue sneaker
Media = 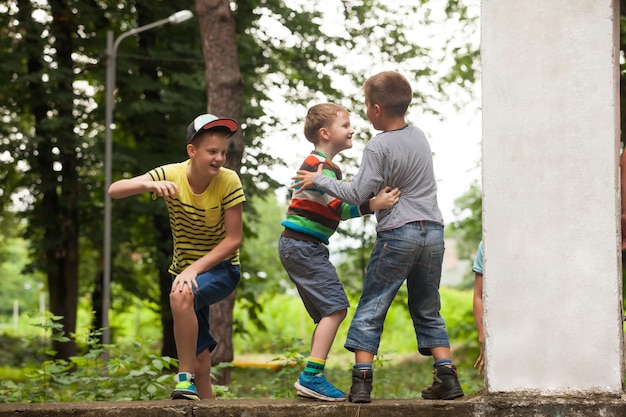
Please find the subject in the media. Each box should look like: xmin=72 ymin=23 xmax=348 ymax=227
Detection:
xmin=294 ymin=372 xmax=346 ymax=401
xmin=171 ymin=372 xmax=200 ymax=400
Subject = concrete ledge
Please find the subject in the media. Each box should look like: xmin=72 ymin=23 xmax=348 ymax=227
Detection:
xmin=1 ymin=394 xmax=626 ymax=416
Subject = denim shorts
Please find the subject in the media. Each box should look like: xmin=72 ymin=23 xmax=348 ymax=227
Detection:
xmin=344 ymin=221 xmax=450 ymax=356
xmin=278 ymin=235 xmax=349 ymax=323
xmin=173 ymin=261 xmax=240 ymax=355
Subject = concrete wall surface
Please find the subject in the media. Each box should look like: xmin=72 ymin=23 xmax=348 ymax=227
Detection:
xmin=2 ymin=397 xmax=626 ymax=417
xmin=481 ymin=0 xmax=623 ymax=393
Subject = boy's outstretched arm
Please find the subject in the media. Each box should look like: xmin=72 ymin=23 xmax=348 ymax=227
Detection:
xmin=291 ymin=164 xmax=324 ymax=193
xmin=108 ymin=172 xmax=180 ymax=200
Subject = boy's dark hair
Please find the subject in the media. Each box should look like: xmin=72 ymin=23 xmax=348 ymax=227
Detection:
xmin=304 ymin=103 xmax=348 ymax=144
xmin=363 ymin=71 xmax=412 ymax=117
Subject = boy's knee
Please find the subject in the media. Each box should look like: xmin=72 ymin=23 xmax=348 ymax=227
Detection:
xmin=169 ymin=290 xmax=194 ymax=310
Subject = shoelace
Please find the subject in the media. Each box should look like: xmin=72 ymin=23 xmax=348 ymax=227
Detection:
xmin=359 ymin=370 xmax=368 ymax=382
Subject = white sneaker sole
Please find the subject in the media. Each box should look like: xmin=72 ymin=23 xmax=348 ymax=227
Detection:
xmin=294 ymin=381 xmax=347 ymax=402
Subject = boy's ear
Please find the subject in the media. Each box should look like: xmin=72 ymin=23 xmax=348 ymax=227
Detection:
xmin=319 ymin=127 xmax=331 ymax=141
xmin=186 ymin=143 xmax=196 ymax=158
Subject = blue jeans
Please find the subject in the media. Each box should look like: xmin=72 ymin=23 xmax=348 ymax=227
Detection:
xmin=345 ymin=221 xmax=450 ymax=356
xmin=173 ymin=261 xmax=240 ymax=355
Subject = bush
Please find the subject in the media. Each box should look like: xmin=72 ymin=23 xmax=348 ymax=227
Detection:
xmin=0 ymin=312 xmax=177 ymax=403
xmin=0 ymin=288 xmax=485 ymax=403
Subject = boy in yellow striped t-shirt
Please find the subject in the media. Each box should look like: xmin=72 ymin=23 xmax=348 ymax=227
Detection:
xmin=109 ymin=114 xmax=246 ymax=401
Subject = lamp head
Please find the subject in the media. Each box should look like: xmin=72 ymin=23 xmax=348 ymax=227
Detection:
xmin=169 ymin=10 xmax=193 ymax=24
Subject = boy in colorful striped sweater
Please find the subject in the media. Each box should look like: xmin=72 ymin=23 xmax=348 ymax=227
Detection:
xmin=278 ymin=103 xmax=400 ymax=401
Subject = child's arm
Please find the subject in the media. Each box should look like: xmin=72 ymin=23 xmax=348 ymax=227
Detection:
xmin=293 ymin=152 xmax=380 ymax=205
xmin=369 ymin=186 xmax=400 ymax=211
xmin=108 ymin=173 xmax=179 ymax=200
xmin=171 ymin=203 xmax=243 ymax=294
xmin=292 ymin=164 xmax=324 ymax=192
xmin=621 ymin=151 xmax=626 ymax=249
xmin=473 ymin=272 xmax=485 ymax=375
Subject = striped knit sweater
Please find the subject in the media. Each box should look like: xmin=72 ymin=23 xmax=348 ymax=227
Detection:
xmin=281 ymin=151 xmax=372 ymax=244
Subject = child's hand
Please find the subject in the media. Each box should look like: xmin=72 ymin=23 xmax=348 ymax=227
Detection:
xmin=171 ymin=269 xmax=199 ymax=294
xmin=291 ymin=164 xmax=324 ymax=194
xmin=150 ymin=181 xmax=180 ymax=200
xmin=370 ymin=186 xmax=401 ymax=211
xmin=474 ymin=342 xmax=485 ymax=375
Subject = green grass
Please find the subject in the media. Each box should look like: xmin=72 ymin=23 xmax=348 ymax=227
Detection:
xmin=0 ymin=287 xmax=485 ymax=402
xmin=227 ymin=286 xmax=484 ymax=398
xmin=225 ymin=351 xmax=483 ymax=399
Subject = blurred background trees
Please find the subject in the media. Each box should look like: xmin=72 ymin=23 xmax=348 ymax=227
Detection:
xmin=0 ymin=0 xmax=481 ymax=380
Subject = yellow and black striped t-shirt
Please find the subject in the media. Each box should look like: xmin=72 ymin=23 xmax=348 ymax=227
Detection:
xmin=148 ymin=161 xmax=246 ymax=275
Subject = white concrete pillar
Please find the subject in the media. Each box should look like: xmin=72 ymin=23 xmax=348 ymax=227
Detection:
xmin=481 ymin=0 xmax=623 ymax=393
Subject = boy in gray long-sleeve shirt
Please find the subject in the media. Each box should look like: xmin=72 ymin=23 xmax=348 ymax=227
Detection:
xmin=293 ymin=71 xmax=464 ymax=402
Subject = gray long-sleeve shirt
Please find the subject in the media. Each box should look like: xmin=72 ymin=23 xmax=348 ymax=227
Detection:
xmin=313 ymin=124 xmax=443 ymax=231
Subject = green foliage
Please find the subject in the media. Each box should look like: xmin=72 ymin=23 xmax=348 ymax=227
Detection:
xmin=334 ymin=217 xmax=378 ymax=294
xmin=260 ymin=339 xmax=308 ymax=399
xmin=226 ymin=335 xmax=483 ymax=400
xmin=0 ymin=0 xmax=483 ymax=363
xmin=447 ymin=181 xmax=482 ymax=262
xmin=0 ymin=235 xmax=46 ymax=316
xmin=237 ymin=193 xmax=291 ymax=334
xmin=0 ymin=287 xmax=483 ymax=403
xmin=233 ymin=288 xmax=480 ymax=367
xmin=0 ymin=313 xmax=177 ymax=403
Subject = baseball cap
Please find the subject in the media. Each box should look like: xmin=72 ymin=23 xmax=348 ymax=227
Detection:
xmin=186 ymin=113 xmax=238 ymax=144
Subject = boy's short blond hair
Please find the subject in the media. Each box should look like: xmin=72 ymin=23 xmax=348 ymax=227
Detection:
xmin=363 ymin=71 xmax=412 ymax=118
xmin=304 ymin=103 xmax=349 ymax=144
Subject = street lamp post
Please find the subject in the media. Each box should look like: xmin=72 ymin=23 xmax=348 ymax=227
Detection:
xmin=103 ymin=10 xmax=193 ymax=349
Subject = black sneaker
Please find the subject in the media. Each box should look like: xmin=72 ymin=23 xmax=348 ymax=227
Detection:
xmin=421 ymin=365 xmax=464 ymax=400
xmin=348 ymin=367 xmax=373 ymax=403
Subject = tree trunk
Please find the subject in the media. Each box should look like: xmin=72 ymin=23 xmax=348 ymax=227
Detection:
xmin=30 ymin=0 xmax=81 ymax=360
xmin=156 ymin=210 xmax=177 ymax=359
xmin=208 ymin=292 xmax=237 ymax=384
xmin=195 ymin=0 xmax=243 ymax=385
xmin=50 ymin=15 xmax=80 ymax=363
xmin=159 ymin=270 xmax=177 ymax=360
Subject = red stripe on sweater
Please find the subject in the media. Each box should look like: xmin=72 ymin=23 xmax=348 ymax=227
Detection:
xmin=290 ymin=198 xmax=341 ymax=221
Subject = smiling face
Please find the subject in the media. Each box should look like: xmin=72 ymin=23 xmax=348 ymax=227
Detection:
xmin=326 ymin=109 xmax=354 ymax=153
xmin=187 ymin=131 xmax=229 ymax=178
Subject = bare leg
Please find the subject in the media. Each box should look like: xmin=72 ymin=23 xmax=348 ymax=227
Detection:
xmin=430 ymin=346 xmax=452 ymax=362
xmin=194 ymin=349 xmax=214 ymax=400
xmin=354 ymin=349 xmax=374 ymax=365
xmin=170 ymin=290 xmax=198 ymax=374
xmin=310 ymin=309 xmax=347 ymax=360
